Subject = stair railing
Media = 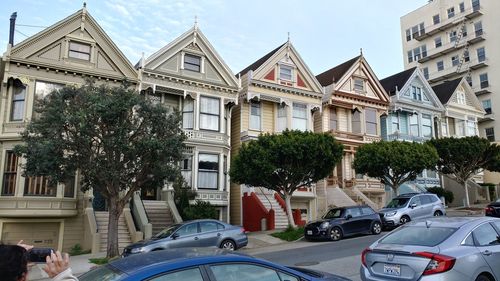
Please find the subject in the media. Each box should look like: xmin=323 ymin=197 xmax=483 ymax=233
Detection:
xmin=258 ymin=187 xmax=274 ymax=210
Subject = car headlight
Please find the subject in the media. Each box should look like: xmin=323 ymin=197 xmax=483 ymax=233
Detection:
xmin=320 ymin=221 xmax=330 ymax=229
xmin=130 ymin=247 xmax=145 ymax=254
xmin=385 ymin=211 xmax=397 ymax=217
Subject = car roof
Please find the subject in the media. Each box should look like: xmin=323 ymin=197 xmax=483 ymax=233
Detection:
xmin=176 ymin=219 xmax=229 ymax=225
xmin=405 ymin=217 xmax=496 ymax=228
xmin=109 ymin=248 xmax=255 ymax=274
xmin=395 ymin=192 xmax=429 ymax=198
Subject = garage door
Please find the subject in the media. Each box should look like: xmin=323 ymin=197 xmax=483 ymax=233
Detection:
xmin=2 ymin=222 xmax=59 ymax=249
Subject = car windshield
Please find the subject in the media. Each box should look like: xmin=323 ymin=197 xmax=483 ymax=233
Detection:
xmin=379 ymin=226 xmax=457 ymax=247
xmin=153 ymin=224 xmax=181 ymax=239
xmin=386 ymin=198 xmax=409 ymax=208
xmin=323 ymin=208 xmax=343 ymax=219
xmin=79 ymin=265 xmax=123 ymax=281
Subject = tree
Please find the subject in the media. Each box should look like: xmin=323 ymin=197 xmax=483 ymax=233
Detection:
xmin=427 ymin=136 xmax=500 ymax=207
xmin=14 ymin=81 xmax=186 ymax=257
xmin=353 ymin=140 xmax=439 ymax=196
xmin=230 ymin=130 xmax=343 ymax=228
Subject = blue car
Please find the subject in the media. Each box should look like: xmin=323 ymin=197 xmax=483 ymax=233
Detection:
xmin=79 ymin=248 xmax=351 ymax=281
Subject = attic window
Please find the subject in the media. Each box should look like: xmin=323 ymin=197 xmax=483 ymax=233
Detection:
xmin=69 ymin=41 xmax=91 ymax=61
xmin=279 ymin=65 xmax=293 ymax=81
xmin=457 ymin=91 xmax=466 ymax=105
xmin=354 ymin=78 xmax=364 ymax=92
xmin=184 ymin=54 xmax=201 ymax=72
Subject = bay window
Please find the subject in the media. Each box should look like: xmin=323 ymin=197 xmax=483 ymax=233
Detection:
xmin=467 ymin=117 xmax=476 ymax=136
xmin=365 ymin=108 xmax=377 ymax=135
xmin=352 ymin=110 xmax=361 ymax=134
xmin=277 ymin=103 xmax=287 ymax=132
xmin=181 ymin=155 xmax=193 ymax=186
xmin=292 ymin=103 xmax=307 ymax=131
xmin=250 ymin=101 xmax=261 ymax=130
xmin=182 ymin=97 xmax=194 ymax=129
xmin=410 ymin=114 xmax=419 ymax=136
xmin=24 ymin=175 xmax=56 ymax=197
xmin=198 ymin=154 xmax=218 ymax=189
xmin=329 ymin=108 xmax=337 ymax=131
xmin=10 ymin=80 xmax=26 ymax=121
xmin=199 ymin=96 xmax=220 ymax=131
xmin=422 ymin=114 xmax=432 ymax=138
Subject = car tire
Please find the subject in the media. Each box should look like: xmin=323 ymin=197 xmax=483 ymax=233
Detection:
xmin=329 ymin=227 xmax=343 ymax=241
xmin=371 ymin=222 xmax=382 ymax=235
xmin=433 ymin=210 xmax=443 ymax=216
xmin=400 ymin=215 xmax=411 ymax=224
xmin=475 ymin=274 xmax=492 ymax=281
xmin=220 ymin=239 xmax=236 ymax=251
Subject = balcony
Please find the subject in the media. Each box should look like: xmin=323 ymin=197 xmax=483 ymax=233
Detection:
xmin=415 ymin=177 xmax=441 ymax=186
xmin=387 ymin=132 xmax=429 ymax=143
xmin=413 ymin=5 xmax=484 ymax=41
xmin=0 ymin=196 xmax=78 ymax=217
xmin=474 ymin=83 xmax=491 ymax=96
xmin=470 ymin=57 xmax=488 ymax=70
xmin=183 ymin=129 xmax=229 ymax=146
xmin=428 ymin=65 xmax=466 ymax=84
xmin=194 ymin=190 xmax=228 ymax=206
xmin=479 ymin=112 xmax=494 ymax=122
xmin=330 ymin=130 xmax=381 ymax=143
xmin=292 ymin=185 xmax=315 ymax=198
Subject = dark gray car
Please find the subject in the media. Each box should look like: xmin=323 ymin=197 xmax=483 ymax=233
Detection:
xmin=122 ymin=219 xmax=247 ymax=257
xmin=361 ymin=217 xmax=500 ymax=281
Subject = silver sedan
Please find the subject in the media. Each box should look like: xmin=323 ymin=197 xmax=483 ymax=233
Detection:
xmin=360 ymin=217 xmax=500 ymax=281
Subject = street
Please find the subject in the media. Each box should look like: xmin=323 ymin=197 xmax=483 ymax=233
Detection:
xmin=253 ymin=233 xmax=386 ymax=281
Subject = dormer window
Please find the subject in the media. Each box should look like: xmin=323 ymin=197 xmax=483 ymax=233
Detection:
xmin=279 ymin=66 xmax=293 ymax=81
xmin=457 ymin=91 xmax=466 ymax=104
xmin=354 ymin=78 xmax=364 ymax=92
xmin=184 ymin=54 xmax=201 ymax=72
xmin=412 ymin=86 xmax=422 ymax=101
xmin=69 ymin=41 xmax=91 ymax=61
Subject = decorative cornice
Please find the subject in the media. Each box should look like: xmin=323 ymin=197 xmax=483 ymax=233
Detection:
xmin=334 ymin=90 xmax=390 ymax=107
xmin=250 ymin=80 xmax=322 ymax=99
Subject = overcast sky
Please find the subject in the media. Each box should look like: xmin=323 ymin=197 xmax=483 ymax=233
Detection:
xmin=0 ymin=0 xmax=427 ymax=79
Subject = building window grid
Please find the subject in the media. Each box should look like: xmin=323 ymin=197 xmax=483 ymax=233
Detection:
xmin=447 ymin=7 xmax=455 ymax=18
xmin=199 ymin=96 xmax=220 ymax=131
xmin=10 ymin=81 xmax=26 ymax=121
xmin=433 ymin=14 xmax=440 ymax=25
xmin=477 ymin=47 xmax=486 ymax=62
xmin=479 ymin=73 xmax=489 ymax=89
xmin=485 ymin=127 xmax=495 ymax=141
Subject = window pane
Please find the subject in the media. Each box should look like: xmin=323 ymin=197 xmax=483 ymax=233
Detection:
xmin=352 ymin=111 xmax=361 ymax=133
xmin=277 ymin=104 xmax=287 ymax=132
xmin=176 ymin=223 xmax=199 ymax=236
xmin=210 ymin=264 xmax=281 ymax=281
xmin=354 ymin=79 xmax=364 ymax=91
xmin=183 ymin=98 xmax=194 ymax=111
xmin=200 ymin=97 xmax=220 ymax=115
xmin=184 ymin=54 xmax=201 ymax=72
xmin=2 ymin=151 xmax=18 ymax=196
xmin=198 ymin=154 xmax=218 ymax=189
xmin=280 ymin=66 xmax=292 ymax=81
xmin=329 ymin=108 xmax=337 ymax=131
xmin=200 ymin=221 xmax=218 ymax=232
xmin=380 ymin=227 xmax=457 ymax=247
xmin=200 ymin=114 xmax=219 ymax=131
xmin=365 ymin=108 xmax=377 ymax=135
xmin=24 ymin=175 xmax=56 ymax=197
xmin=250 ymin=102 xmax=261 ymax=130
xmin=69 ymin=42 xmax=91 ymax=61
xmin=183 ymin=112 xmax=194 ymax=129
xmin=35 ymin=81 xmax=63 ymax=101
xmin=292 ymin=103 xmax=307 ymax=130
xmin=149 ymin=268 xmax=204 ymax=281
xmin=473 ymin=223 xmax=500 ymax=246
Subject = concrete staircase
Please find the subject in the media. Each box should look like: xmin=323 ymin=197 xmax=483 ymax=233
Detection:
xmin=344 ymin=187 xmax=379 ymax=211
xmin=142 ymin=200 xmax=174 ymax=235
xmin=255 ymin=191 xmax=289 ymax=229
xmin=326 ymin=186 xmax=357 ymax=208
xmin=95 ymin=211 xmax=132 ymax=253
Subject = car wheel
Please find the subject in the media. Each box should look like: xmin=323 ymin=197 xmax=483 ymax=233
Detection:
xmin=220 ymin=239 xmax=236 ymax=251
xmin=329 ymin=227 xmax=343 ymax=241
xmin=400 ymin=215 xmax=410 ymax=224
xmin=371 ymin=222 xmax=382 ymax=235
xmin=433 ymin=210 xmax=443 ymax=216
xmin=475 ymin=274 xmax=492 ymax=281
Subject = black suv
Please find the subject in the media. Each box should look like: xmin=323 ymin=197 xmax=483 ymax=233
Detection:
xmin=304 ymin=205 xmax=382 ymax=241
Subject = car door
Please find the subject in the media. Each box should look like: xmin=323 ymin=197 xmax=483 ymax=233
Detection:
xmin=360 ymin=206 xmax=377 ymax=232
xmin=408 ymin=195 xmax=424 ymax=219
xmin=197 ymin=221 xmax=222 ymax=247
xmin=419 ymin=195 xmax=434 ymax=218
xmin=472 ymin=222 xmax=500 ymax=281
xmin=168 ymin=222 xmax=200 ymax=248
xmin=342 ymin=207 xmax=363 ymax=235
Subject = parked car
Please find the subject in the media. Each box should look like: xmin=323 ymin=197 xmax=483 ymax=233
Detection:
xmin=81 ymin=248 xmax=351 ymax=281
xmin=378 ymin=193 xmax=445 ymax=228
xmin=122 ymin=219 xmax=247 ymax=257
xmin=304 ymin=205 xmax=382 ymax=241
xmin=360 ymin=217 xmax=500 ymax=281
xmin=485 ymin=198 xmax=500 ymax=218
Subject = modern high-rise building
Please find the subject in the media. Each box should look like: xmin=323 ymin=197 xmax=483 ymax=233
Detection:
xmin=401 ymin=0 xmax=500 ymax=184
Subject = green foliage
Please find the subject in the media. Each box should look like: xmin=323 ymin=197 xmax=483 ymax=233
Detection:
xmin=14 ymin=80 xmax=186 ymax=257
xmin=89 ymin=257 xmax=109 ymax=265
xmin=69 ymin=244 xmax=91 ymax=256
xmin=183 ymin=200 xmax=218 ymax=220
xmin=426 ymin=187 xmax=454 ymax=204
xmin=271 ymin=226 xmax=305 ymax=241
xmin=172 ymin=176 xmax=197 ymax=219
xmin=353 ymin=140 xmax=438 ymax=193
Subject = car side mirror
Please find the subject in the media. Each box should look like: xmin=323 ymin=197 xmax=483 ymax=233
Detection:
xmin=410 ymin=203 xmax=417 ymax=208
xmin=345 ymin=214 xmax=352 ymax=220
xmin=171 ymin=233 xmax=179 ymax=239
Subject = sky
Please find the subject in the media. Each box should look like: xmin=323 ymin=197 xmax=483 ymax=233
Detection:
xmin=0 ymin=0 xmax=428 ymax=80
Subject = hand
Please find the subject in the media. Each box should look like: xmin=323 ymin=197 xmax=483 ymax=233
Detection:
xmin=17 ymin=240 xmax=34 ymax=251
xmin=42 ymin=251 xmax=70 ymax=278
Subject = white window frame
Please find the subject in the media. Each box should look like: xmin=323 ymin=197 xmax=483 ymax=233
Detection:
xmin=365 ymin=108 xmax=377 ymax=135
xmin=197 ymin=153 xmax=219 ymax=190
xmin=184 ymin=53 xmax=202 ymax=72
xmin=199 ymin=96 xmax=220 ymax=131
xmin=249 ymin=101 xmax=261 ymax=131
xmin=354 ymin=78 xmax=364 ymax=92
xmin=276 ymin=103 xmax=287 ymax=132
xmin=68 ymin=41 xmax=91 ymax=61
xmin=457 ymin=91 xmax=466 ymax=104
xmin=182 ymin=97 xmax=194 ymax=129
xmin=279 ymin=65 xmax=293 ymax=81
xmin=292 ymin=103 xmax=308 ymax=131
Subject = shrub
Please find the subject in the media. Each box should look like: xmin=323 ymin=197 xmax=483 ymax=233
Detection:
xmin=172 ymin=176 xmax=197 ymax=219
xmin=271 ymin=226 xmax=305 ymax=241
xmin=69 ymin=244 xmax=91 ymax=256
xmin=426 ymin=187 xmax=454 ymax=204
xmin=183 ymin=200 xmax=218 ymax=220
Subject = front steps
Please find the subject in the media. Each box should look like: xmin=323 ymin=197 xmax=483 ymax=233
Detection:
xmin=142 ymin=200 xmax=174 ymax=235
xmin=255 ymin=191 xmax=289 ymax=229
xmin=95 ymin=211 xmax=132 ymax=253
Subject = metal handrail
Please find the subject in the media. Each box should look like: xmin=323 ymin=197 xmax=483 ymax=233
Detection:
xmin=258 ymin=187 xmax=273 ymax=210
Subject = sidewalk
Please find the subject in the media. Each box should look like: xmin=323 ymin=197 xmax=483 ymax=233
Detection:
xmin=446 ymin=203 xmax=486 ymax=217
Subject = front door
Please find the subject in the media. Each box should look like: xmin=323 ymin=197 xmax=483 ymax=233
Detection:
xmin=141 ymin=187 xmax=157 ymax=200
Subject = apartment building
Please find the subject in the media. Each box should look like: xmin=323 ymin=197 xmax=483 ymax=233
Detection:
xmin=401 ymin=0 xmax=500 ymax=184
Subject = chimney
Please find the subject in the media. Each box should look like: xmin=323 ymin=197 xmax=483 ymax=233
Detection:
xmin=9 ymin=12 xmax=17 ymax=46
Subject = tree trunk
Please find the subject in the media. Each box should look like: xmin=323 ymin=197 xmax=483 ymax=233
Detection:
xmin=284 ymin=193 xmax=296 ymax=229
xmin=391 ymin=183 xmax=399 ymax=197
xmin=106 ymin=198 xmax=124 ymax=258
xmin=464 ymin=180 xmax=470 ymax=208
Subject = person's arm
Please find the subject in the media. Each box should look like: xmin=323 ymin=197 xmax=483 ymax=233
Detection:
xmin=43 ymin=251 xmax=79 ymax=281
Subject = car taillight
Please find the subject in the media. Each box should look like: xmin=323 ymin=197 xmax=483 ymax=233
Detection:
xmin=485 ymin=207 xmax=494 ymax=213
xmin=414 ymin=252 xmax=455 ymax=275
xmin=361 ymin=248 xmax=372 ymax=267
xmin=241 ymin=227 xmax=246 ymax=233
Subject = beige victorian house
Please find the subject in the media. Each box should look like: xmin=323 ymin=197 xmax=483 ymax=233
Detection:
xmin=315 ymin=54 xmax=390 ymax=213
xmin=230 ymin=40 xmax=324 ymax=230
xmin=137 ymin=24 xmax=239 ymax=225
xmin=0 ymin=7 xmax=138 ymax=252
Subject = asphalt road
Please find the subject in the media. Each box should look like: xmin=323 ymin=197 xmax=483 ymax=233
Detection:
xmin=255 ymin=233 xmax=387 ymax=281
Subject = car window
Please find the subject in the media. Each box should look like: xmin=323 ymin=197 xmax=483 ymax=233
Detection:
xmin=78 ymin=265 xmax=123 ymax=281
xmin=386 ymin=198 xmax=409 ymax=208
xmin=361 ymin=206 xmax=375 ymax=215
xmin=278 ymin=272 xmax=299 ymax=281
xmin=200 ymin=221 xmax=219 ymax=233
xmin=217 ymin=223 xmax=225 ymax=230
xmin=428 ymin=195 xmax=439 ymax=203
xmin=493 ymin=221 xmax=500 ymax=233
xmin=176 ymin=223 xmax=199 ymax=236
xmin=345 ymin=208 xmax=361 ymax=218
xmin=147 ymin=267 xmax=204 ymax=281
xmin=379 ymin=226 xmax=457 ymax=247
xmin=210 ymin=263 xmax=281 ymax=281
xmin=473 ymin=223 xmax=500 ymax=246
xmin=420 ymin=195 xmax=431 ymax=205
xmin=462 ymin=233 xmax=475 ymax=246
xmin=409 ymin=196 xmax=421 ymax=206
xmin=153 ymin=224 xmax=181 ymax=239
xmin=323 ymin=208 xmax=343 ymax=219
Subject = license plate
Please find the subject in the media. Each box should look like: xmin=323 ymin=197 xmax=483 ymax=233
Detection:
xmin=307 ymin=230 xmax=313 ymax=235
xmin=383 ymin=264 xmax=401 ymax=276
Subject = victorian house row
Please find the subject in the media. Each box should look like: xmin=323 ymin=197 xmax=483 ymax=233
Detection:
xmin=0 ymin=6 xmax=486 ymax=251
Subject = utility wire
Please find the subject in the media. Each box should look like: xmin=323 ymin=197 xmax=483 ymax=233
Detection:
xmin=17 ymin=24 xmax=48 ymax=28
xmin=15 ymin=29 xmax=30 ymax=38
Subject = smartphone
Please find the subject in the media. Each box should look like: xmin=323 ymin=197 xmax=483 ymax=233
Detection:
xmin=28 ymin=248 xmax=54 ymax=263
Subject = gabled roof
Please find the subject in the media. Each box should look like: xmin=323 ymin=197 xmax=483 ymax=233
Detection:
xmin=380 ymin=67 xmax=417 ymax=96
xmin=237 ymin=43 xmax=285 ymax=76
xmin=432 ymin=78 xmax=462 ymax=104
xmin=315 ymin=55 xmax=361 ymax=86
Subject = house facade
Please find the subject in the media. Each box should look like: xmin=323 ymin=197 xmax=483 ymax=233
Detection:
xmin=138 ymin=25 xmax=239 ymax=222
xmin=0 ymin=7 xmax=138 ymax=251
xmin=314 ymin=54 xmax=390 ymax=213
xmin=230 ymin=41 xmax=324 ymax=230
xmin=380 ymin=67 xmax=445 ymax=197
